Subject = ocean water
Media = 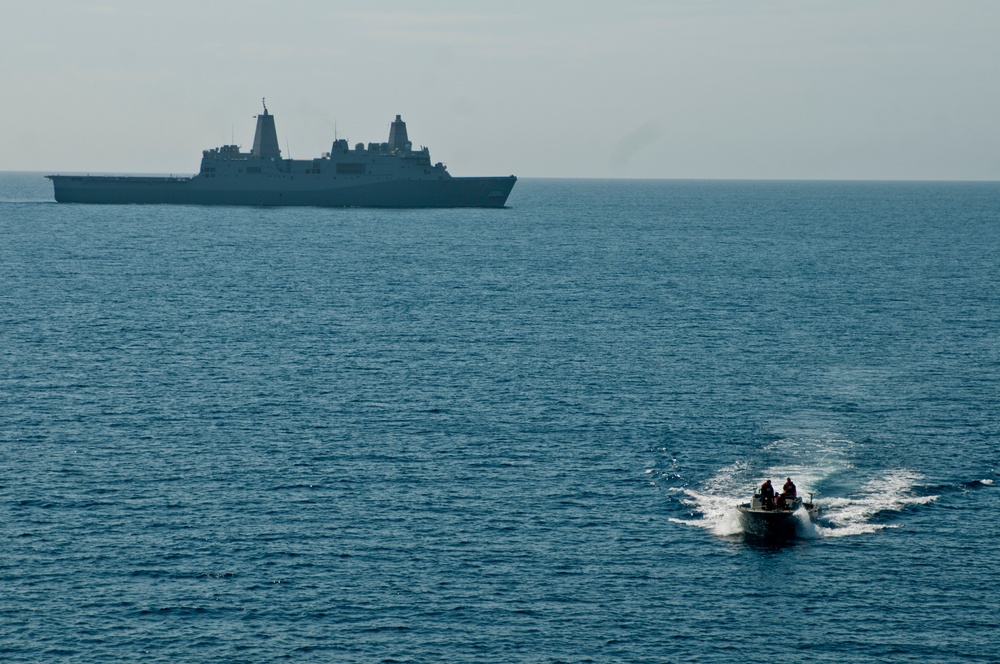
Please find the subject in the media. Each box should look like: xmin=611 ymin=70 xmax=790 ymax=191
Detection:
xmin=1 ymin=173 xmax=998 ymax=662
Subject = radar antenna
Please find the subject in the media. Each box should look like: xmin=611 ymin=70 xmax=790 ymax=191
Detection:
xmin=262 ymin=97 xmax=268 ymax=114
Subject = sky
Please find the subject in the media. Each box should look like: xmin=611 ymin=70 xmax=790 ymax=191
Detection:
xmin=1 ymin=0 xmax=999 ymax=180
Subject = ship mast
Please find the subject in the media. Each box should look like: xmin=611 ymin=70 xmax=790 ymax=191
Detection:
xmin=252 ymin=97 xmax=281 ymax=159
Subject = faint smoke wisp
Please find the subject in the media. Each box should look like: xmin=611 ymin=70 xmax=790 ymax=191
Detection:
xmin=610 ymin=120 xmax=660 ymax=172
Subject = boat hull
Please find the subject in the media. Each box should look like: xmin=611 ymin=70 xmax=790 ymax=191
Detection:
xmin=737 ymin=506 xmax=818 ymax=540
xmin=47 ymin=174 xmax=517 ymax=208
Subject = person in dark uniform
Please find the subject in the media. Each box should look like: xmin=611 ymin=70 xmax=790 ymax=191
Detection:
xmin=760 ymin=479 xmax=775 ymax=510
xmin=782 ymin=477 xmax=797 ymax=499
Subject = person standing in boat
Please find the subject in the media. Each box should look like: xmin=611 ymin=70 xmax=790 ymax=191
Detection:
xmin=760 ymin=479 xmax=775 ymax=510
xmin=782 ymin=477 xmax=797 ymax=499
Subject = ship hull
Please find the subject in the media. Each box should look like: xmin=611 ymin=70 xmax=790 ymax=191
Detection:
xmin=736 ymin=505 xmax=819 ymax=540
xmin=48 ymin=175 xmax=516 ymax=208
xmin=738 ymin=508 xmax=800 ymax=539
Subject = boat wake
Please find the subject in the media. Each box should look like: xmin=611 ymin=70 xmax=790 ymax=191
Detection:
xmin=665 ymin=459 xmax=938 ymax=540
xmin=812 ymin=470 xmax=937 ymax=537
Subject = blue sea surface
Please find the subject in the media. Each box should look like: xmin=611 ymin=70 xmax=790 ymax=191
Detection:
xmin=1 ymin=173 xmax=998 ymax=662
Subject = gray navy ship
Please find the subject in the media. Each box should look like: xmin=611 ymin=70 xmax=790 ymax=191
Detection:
xmin=48 ymin=100 xmax=516 ymax=208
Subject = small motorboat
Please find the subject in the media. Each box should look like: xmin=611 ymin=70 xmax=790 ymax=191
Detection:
xmin=737 ymin=491 xmax=819 ymax=539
